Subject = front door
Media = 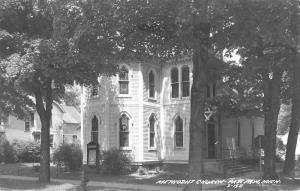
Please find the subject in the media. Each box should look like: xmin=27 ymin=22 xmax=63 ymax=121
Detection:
xmin=207 ymin=123 xmax=215 ymax=158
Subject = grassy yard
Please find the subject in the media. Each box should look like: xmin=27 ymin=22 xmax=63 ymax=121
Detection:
xmin=0 ymin=162 xmax=300 ymax=191
xmin=0 ymin=178 xmax=75 ymax=191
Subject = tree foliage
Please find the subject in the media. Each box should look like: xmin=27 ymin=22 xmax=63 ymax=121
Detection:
xmin=0 ymin=0 xmax=116 ymax=183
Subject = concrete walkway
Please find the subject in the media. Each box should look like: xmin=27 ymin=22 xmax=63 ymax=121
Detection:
xmin=0 ymin=171 xmax=263 ymax=191
xmin=0 ymin=175 xmax=181 ymax=191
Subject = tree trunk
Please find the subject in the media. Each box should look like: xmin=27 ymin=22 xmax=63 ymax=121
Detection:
xmin=262 ymin=67 xmax=282 ymax=180
xmin=34 ymin=79 xmax=53 ymax=183
xmin=283 ymin=2 xmax=300 ymax=177
xmin=184 ymin=1 xmax=209 ymax=190
xmin=283 ymin=57 xmax=300 ymax=177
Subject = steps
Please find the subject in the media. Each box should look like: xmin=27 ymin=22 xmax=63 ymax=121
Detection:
xmin=219 ymin=159 xmax=254 ymax=175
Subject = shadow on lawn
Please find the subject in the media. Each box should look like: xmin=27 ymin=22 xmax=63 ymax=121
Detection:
xmin=0 ymin=178 xmax=61 ymax=190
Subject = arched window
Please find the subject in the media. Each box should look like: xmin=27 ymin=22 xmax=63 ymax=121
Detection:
xmin=181 ymin=66 xmax=190 ymax=97
xmin=149 ymin=70 xmax=155 ymax=98
xmin=171 ymin=68 xmax=179 ymax=98
xmin=119 ymin=66 xmax=129 ymax=94
xmin=149 ymin=114 xmax=156 ymax=148
xmin=119 ymin=114 xmax=129 ymax=148
xmin=91 ymin=116 xmax=98 ymax=143
xmin=174 ymin=116 xmax=183 ymax=147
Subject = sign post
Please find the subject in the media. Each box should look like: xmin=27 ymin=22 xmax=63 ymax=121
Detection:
xmin=87 ymin=142 xmax=100 ymax=173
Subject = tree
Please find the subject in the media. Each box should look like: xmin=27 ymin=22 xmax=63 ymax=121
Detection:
xmin=215 ymin=0 xmax=296 ymax=179
xmin=283 ymin=1 xmax=300 ymax=176
xmin=0 ymin=0 xmax=115 ymax=183
xmin=100 ymin=1 xmax=224 ymax=190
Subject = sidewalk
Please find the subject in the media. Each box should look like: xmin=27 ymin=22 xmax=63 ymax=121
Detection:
xmin=0 ymin=171 xmax=263 ymax=191
xmin=0 ymin=174 xmax=181 ymax=191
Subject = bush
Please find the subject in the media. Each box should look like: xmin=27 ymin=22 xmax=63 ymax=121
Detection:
xmin=53 ymin=143 xmax=82 ymax=171
xmin=0 ymin=138 xmax=17 ymax=163
xmin=12 ymin=140 xmax=40 ymax=163
xmin=101 ymin=149 xmax=132 ymax=175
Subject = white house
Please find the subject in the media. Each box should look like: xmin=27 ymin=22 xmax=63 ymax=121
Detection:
xmin=81 ymin=57 xmax=264 ymax=169
xmin=0 ymin=102 xmax=81 ymax=148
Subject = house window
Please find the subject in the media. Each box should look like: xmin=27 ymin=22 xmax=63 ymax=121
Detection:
xmin=25 ymin=121 xmax=30 ymax=132
xmin=174 ymin=116 xmax=183 ymax=147
xmin=181 ymin=66 xmax=190 ymax=97
xmin=149 ymin=70 xmax=155 ymax=98
xmin=119 ymin=66 xmax=129 ymax=94
xmin=171 ymin=68 xmax=179 ymax=98
xmin=149 ymin=114 xmax=156 ymax=148
xmin=30 ymin=113 xmax=34 ymax=127
xmin=91 ymin=85 xmax=98 ymax=97
xmin=50 ymin=134 xmax=54 ymax=147
xmin=237 ymin=120 xmax=241 ymax=147
xmin=33 ymin=132 xmax=40 ymax=142
xmin=73 ymin=135 xmax=77 ymax=143
xmin=212 ymin=83 xmax=216 ymax=97
xmin=206 ymin=85 xmax=211 ymax=98
xmin=119 ymin=114 xmax=129 ymax=148
xmin=91 ymin=116 xmax=98 ymax=143
xmin=207 ymin=83 xmax=216 ymax=98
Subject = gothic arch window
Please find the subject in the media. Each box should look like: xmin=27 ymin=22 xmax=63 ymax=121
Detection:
xmin=181 ymin=66 xmax=190 ymax=97
xmin=119 ymin=66 xmax=129 ymax=94
xmin=91 ymin=116 xmax=99 ymax=143
xmin=174 ymin=116 xmax=183 ymax=147
xmin=119 ymin=114 xmax=130 ymax=148
xmin=149 ymin=114 xmax=156 ymax=148
xmin=171 ymin=68 xmax=179 ymax=98
xmin=148 ymin=70 xmax=155 ymax=98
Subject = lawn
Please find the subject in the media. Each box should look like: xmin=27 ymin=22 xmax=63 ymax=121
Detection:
xmin=0 ymin=162 xmax=300 ymax=191
xmin=0 ymin=178 xmax=75 ymax=191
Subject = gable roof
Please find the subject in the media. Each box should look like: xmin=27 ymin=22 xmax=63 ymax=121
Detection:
xmin=61 ymin=105 xmax=80 ymax=124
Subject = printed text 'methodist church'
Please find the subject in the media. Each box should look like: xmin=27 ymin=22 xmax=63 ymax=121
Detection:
xmin=81 ymin=56 xmax=264 ymax=172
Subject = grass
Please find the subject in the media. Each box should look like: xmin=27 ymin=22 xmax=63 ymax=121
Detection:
xmin=1 ymin=162 xmax=300 ymax=190
xmin=0 ymin=178 xmax=76 ymax=191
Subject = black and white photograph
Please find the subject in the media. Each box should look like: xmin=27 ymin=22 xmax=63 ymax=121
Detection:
xmin=0 ymin=0 xmax=299 ymax=190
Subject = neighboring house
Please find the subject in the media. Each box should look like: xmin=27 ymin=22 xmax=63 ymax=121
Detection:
xmin=0 ymin=102 xmax=81 ymax=149
xmin=81 ymin=56 xmax=264 ymax=170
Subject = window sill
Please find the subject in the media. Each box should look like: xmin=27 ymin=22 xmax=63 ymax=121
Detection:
xmin=181 ymin=96 xmax=190 ymax=99
xmin=119 ymin=147 xmax=132 ymax=151
xmin=148 ymin=98 xmax=157 ymax=102
xmin=148 ymin=147 xmax=156 ymax=152
xmin=89 ymin=96 xmax=100 ymax=100
xmin=118 ymin=94 xmax=132 ymax=98
xmin=174 ymin=147 xmax=185 ymax=151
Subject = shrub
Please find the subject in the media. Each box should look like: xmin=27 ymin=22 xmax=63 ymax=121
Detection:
xmin=101 ymin=149 xmax=132 ymax=175
xmin=0 ymin=138 xmax=17 ymax=163
xmin=12 ymin=140 xmax=40 ymax=163
xmin=53 ymin=143 xmax=82 ymax=171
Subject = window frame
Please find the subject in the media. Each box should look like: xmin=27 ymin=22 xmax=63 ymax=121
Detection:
xmin=181 ymin=66 xmax=190 ymax=98
xmin=174 ymin=115 xmax=184 ymax=148
xmin=171 ymin=67 xmax=179 ymax=98
xmin=73 ymin=135 xmax=77 ymax=144
xmin=118 ymin=65 xmax=130 ymax=96
xmin=119 ymin=113 xmax=131 ymax=150
xmin=91 ymin=116 xmax=99 ymax=144
xmin=237 ymin=119 xmax=241 ymax=147
xmin=50 ymin=134 xmax=54 ymax=148
xmin=24 ymin=121 xmax=30 ymax=132
xmin=148 ymin=70 xmax=156 ymax=99
xmin=91 ymin=85 xmax=99 ymax=97
xmin=148 ymin=114 xmax=157 ymax=150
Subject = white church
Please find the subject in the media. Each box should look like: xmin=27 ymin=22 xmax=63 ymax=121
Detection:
xmin=80 ymin=56 xmax=264 ymax=171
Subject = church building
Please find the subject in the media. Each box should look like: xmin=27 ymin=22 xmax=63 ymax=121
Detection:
xmin=80 ymin=56 xmax=264 ymax=172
